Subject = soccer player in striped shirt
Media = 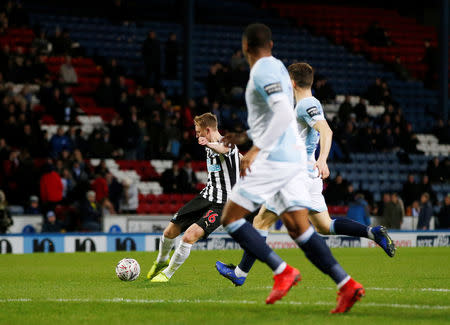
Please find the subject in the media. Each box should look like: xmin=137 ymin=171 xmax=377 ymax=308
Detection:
xmin=148 ymin=113 xmax=240 ymax=282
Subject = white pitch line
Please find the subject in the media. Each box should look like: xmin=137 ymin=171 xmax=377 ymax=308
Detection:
xmin=0 ymin=298 xmax=449 ymax=310
xmin=259 ymin=286 xmax=450 ymax=293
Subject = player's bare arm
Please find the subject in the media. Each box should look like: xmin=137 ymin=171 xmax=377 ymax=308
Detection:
xmin=198 ymin=137 xmax=230 ymax=154
xmin=312 ymin=120 xmax=333 ymax=179
xmin=240 ymin=145 xmax=260 ymax=178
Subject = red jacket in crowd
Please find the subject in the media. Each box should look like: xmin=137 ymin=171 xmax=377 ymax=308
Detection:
xmin=40 ymin=171 xmax=63 ymax=203
xmin=91 ymin=176 xmax=108 ymax=202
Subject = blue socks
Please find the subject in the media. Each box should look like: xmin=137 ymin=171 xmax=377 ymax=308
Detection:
xmin=238 ymin=229 xmax=268 ymax=273
xmin=330 ymin=218 xmax=370 ymax=238
xmin=225 ymin=220 xmax=282 ymax=271
xmin=295 ymin=227 xmax=348 ymax=285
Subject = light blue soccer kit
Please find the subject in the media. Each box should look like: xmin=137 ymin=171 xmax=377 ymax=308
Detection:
xmin=265 ymin=96 xmax=328 ymax=214
xmin=229 ymin=56 xmax=311 ymax=213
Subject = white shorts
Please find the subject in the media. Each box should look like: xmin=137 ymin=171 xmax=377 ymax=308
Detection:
xmin=230 ymin=157 xmax=311 ymax=213
xmin=265 ymin=176 xmax=327 ymax=215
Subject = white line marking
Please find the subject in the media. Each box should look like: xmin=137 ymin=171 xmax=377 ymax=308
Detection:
xmin=258 ymin=286 xmax=450 ymax=293
xmin=0 ymin=298 xmax=448 ymax=310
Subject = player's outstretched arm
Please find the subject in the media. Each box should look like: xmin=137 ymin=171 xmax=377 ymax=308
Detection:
xmin=313 ymin=120 xmax=333 ymax=179
xmin=198 ymin=137 xmax=230 ymax=154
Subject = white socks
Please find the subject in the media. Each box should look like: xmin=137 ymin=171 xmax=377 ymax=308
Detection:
xmin=273 ymin=262 xmax=287 ymax=275
xmin=234 ymin=266 xmax=248 ymax=278
xmin=156 ymin=235 xmax=175 ymax=263
xmin=337 ymin=275 xmax=351 ymax=289
xmin=367 ymin=227 xmax=375 ymax=240
xmin=162 ymin=241 xmax=193 ymax=279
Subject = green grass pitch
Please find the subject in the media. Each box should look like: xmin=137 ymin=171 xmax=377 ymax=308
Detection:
xmin=1 ymin=247 xmax=449 ymax=325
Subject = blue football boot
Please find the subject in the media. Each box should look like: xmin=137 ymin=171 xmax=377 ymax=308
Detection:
xmin=215 ymin=261 xmax=246 ymax=286
xmin=372 ymin=226 xmax=396 ymax=257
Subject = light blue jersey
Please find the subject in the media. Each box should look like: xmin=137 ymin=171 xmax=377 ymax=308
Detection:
xmin=295 ymin=96 xmax=325 ymax=176
xmin=245 ymin=56 xmax=306 ymax=163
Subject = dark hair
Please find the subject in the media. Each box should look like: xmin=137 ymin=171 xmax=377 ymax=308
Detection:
xmin=243 ymin=23 xmax=272 ymax=52
xmin=288 ymin=62 xmax=314 ymax=88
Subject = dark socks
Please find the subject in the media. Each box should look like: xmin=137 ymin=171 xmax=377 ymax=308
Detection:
xmin=226 ymin=220 xmax=282 ymax=271
xmin=331 ymin=218 xmax=369 ymax=238
xmin=297 ymin=231 xmax=348 ymax=284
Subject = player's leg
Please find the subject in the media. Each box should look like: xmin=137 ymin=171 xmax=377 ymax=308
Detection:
xmin=152 ymin=224 xmax=205 ymax=282
xmin=282 ymin=208 xmax=365 ymax=313
xmin=309 ymin=177 xmax=395 ymax=257
xmin=222 ymin=198 xmax=300 ymax=304
xmin=146 ymin=222 xmax=181 ymax=279
xmin=216 ymin=205 xmax=278 ymax=286
xmin=148 ymin=195 xmax=207 ymax=279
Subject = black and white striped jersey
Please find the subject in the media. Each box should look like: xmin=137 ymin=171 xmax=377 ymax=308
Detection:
xmin=200 ymin=145 xmax=240 ymax=204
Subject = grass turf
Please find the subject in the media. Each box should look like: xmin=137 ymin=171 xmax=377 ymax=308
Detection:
xmin=1 ymin=247 xmax=449 ymax=324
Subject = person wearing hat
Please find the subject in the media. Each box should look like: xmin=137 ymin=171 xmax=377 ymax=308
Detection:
xmin=41 ymin=211 xmax=63 ymax=233
xmin=25 ymin=196 xmax=41 ymax=215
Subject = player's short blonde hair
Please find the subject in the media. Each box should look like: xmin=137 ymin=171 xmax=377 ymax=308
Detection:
xmin=194 ymin=113 xmax=218 ymax=130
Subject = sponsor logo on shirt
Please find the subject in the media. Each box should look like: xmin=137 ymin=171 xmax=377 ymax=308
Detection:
xmin=263 ymin=82 xmax=282 ymax=95
xmin=207 ymin=159 xmax=221 ymax=172
xmin=306 ymin=106 xmax=320 ymax=118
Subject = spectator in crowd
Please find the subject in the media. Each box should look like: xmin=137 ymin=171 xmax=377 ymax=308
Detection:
xmin=101 ymin=197 xmax=116 ymax=216
xmin=206 ymin=63 xmax=222 ymax=102
xmin=165 ymin=32 xmax=178 ymax=79
xmin=103 ymin=58 xmax=124 ymax=80
xmin=365 ymin=77 xmax=384 ymax=105
xmin=106 ymin=172 xmax=122 ymax=212
xmin=79 ymin=190 xmax=101 ymax=231
xmin=60 ymin=167 xmax=75 ymax=203
xmin=41 ymin=210 xmax=63 ymax=233
xmin=120 ymin=177 xmax=138 ymax=214
xmin=160 ymin=163 xmax=188 ymax=194
xmin=50 ymin=127 xmax=72 ymax=158
xmin=0 ymin=190 xmax=13 ymax=233
xmin=402 ymin=174 xmax=421 ymax=207
xmin=353 ymin=97 xmax=367 ymax=120
xmin=25 ymin=195 xmax=41 ymax=215
xmin=363 ymin=21 xmax=391 ymax=47
xmin=418 ymin=175 xmax=436 ymax=203
xmin=180 ymin=159 xmax=198 ymax=193
xmin=59 ymin=55 xmax=78 ymax=85
xmin=346 ymin=193 xmax=371 ymax=226
xmin=313 ymin=77 xmax=335 ymax=103
xmin=422 ymin=39 xmax=438 ymax=89
xmin=31 ymin=30 xmax=51 ymax=55
xmin=142 ymin=31 xmax=161 ymax=88
xmin=390 ymin=56 xmax=411 ymax=81
xmin=91 ymin=173 xmax=108 ymax=203
xmin=437 ymin=194 xmax=450 ymax=229
xmin=95 ymin=76 xmax=115 ymax=107
xmin=230 ymin=49 xmax=246 ymax=71
xmin=324 ymin=174 xmax=348 ymax=205
xmin=411 ymin=200 xmax=420 ymax=217
xmin=39 ymin=162 xmax=63 ymax=214
xmin=382 ymin=192 xmax=404 ymax=229
xmin=49 ymin=27 xmax=65 ymax=55
xmin=338 ymin=95 xmax=353 ymax=122
xmin=417 ymin=193 xmax=433 ymax=230
xmin=432 ymin=118 xmax=450 ymax=144
xmin=136 ymin=119 xmax=149 ymax=159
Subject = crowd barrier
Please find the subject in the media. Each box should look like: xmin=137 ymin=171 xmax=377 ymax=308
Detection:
xmin=10 ymin=214 xmax=433 ymax=234
xmin=1 ymin=231 xmax=449 ymax=254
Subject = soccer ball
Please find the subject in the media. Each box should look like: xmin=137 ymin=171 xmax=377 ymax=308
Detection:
xmin=116 ymin=258 xmax=140 ymax=281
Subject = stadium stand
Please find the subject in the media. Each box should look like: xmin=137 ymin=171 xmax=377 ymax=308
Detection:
xmin=0 ymin=0 xmax=448 ymax=232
